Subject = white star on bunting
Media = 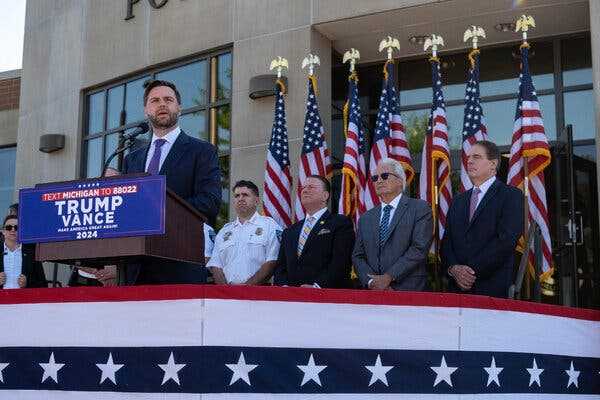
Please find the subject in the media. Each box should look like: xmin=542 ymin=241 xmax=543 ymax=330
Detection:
xmin=39 ymin=352 xmax=65 ymax=384
xmin=96 ymin=353 xmax=124 ymax=385
xmin=526 ymin=358 xmax=544 ymax=387
xmin=483 ymin=356 xmax=503 ymax=387
xmin=226 ymin=352 xmax=258 ymax=386
xmin=565 ymin=361 xmax=580 ymax=388
xmin=298 ymin=353 xmax=327 ymax=387
xmin=365 ymin=354 xmax=394 ymax=386
xmin=0 ymin=362 xmax=9 ymax=383
xmin=430 ymin=355 xmax=458 ymax=387
xmin=157 ymin=352 xmax=186 ymax=386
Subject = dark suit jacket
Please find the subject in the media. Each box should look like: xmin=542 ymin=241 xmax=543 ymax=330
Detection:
xmin=274 ymin=211 xmax=354 ymax=288
xmin=123 ymin=131 xmax=222 ymax=221
xmin=0 ymin=242 xmax=47 ymax=289
xmin=441 ymin=178 xmax=524 ymax=298
xmin=122 ymin=131 xmax=221 ymax=285
xmin=353 ymin=195 xmax=433 ymax=291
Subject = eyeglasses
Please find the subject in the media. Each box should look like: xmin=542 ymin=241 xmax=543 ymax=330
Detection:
xmin=371 ymin=172 xmax=399 ymax=182
xmin=3 ymin=224 xmax=17 ymax=231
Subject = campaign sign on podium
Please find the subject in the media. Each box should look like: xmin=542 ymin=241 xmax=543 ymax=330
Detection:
xmin=18 ymin=175 xmax=166 ymax=244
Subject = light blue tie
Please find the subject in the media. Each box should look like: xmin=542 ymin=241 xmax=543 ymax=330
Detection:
xmin=297 ymin=216 xmax=315 ymax=256
xmin=379 ymin=204 xmax=393 ymax=246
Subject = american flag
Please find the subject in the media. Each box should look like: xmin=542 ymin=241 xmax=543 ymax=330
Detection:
xmin=294 ymin=76 xmax=332 ymax=220
xmin=507 ymin=44 xmax=553 ymax=280
xmin=365 ymin=61 xmax=414 ymax=208
xmin=460 ymin=50 xmax=488 ymax=192
xmin=419 ymin=58 xmax=452 ymax=246
xmin=338 ymin=72 xmax=367 ymax=225
xmin=263 ymin=79 xmax=293 ymax=227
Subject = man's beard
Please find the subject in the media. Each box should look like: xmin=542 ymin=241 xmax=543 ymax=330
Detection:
xmin=148 ymin=111 xmax=178 ymax=130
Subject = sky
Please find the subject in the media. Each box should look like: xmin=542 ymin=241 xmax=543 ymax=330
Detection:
xmin=0 ymin=0 xmax=26 ymax=73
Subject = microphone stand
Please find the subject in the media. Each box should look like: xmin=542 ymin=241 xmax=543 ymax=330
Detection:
xmin=101 ymin=136 xmax=138 ymax=177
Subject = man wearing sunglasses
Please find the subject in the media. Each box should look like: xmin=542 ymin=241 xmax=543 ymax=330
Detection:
xmin=0 ymin=214 xmax=47 ymax=289
xmin=353 ymin=158 xmax=433 ymax=291
xmin=441 ymin=141 xmax=523 ymax=298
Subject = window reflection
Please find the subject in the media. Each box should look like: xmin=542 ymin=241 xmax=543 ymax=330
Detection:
xmin=156 ymin=61 xmax=208 ymax=109
xmin=562 ymin=35 xmax=592 ymax=87
xmin=87 ymin=92 xmax=105 ymax=135
xmin=86 ymin=138 xmax=103 ymax=178
xmin=126 ymin=76 xmax=149 ymax=124
xmin=107 ymin=85 xmax=124 ymax=129
xmin=217 ymin=53 xmax=232 ymax=100
xmin=216 ymin=155 xmax=230 ymax=230
xmin=104 ymin=132 xmax=119 ymax=170
xmin=217 ymin=105 xmax=230 ymax=153
xmin=179 ymin=111 xmax=208 ymax=141
xmin=565 ymin=90 xmax=596 ymax=140
xmin=0 ymin=147 xmax=16 ymax=215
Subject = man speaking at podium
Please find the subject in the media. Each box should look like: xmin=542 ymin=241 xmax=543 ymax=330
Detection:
xmin=123 ymin=80 xmax=221 ymax=284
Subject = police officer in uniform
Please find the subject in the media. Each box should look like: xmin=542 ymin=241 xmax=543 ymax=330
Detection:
xmin=207 ymin=180 xmax=281 ymax=285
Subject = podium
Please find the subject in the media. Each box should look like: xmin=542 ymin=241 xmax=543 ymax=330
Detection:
xmin=20 ymin=175 xmax=206 ymax=285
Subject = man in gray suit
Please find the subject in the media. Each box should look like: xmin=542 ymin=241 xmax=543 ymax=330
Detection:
xmin=353 ymin=158 xmax=433 ymax=291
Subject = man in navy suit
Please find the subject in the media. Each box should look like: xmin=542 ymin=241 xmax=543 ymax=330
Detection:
xmin=123 ymin=80 xmax=221 ymax=284
xmin=441 ymin=140 xmax=523 ymax=298
xmin=274 ymin=175 xmax=354 ymax=288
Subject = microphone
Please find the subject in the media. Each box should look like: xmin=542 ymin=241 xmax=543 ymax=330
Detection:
xmin=122 ymin=121 xmax=150 ymax=141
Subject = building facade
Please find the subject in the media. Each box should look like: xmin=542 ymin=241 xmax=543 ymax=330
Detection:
xmin=2 ymin=0 xmax=599 ymax=306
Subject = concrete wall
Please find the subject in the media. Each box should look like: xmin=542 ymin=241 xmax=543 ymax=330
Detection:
xmin=0 ymin=109 xmax=19 ymax=147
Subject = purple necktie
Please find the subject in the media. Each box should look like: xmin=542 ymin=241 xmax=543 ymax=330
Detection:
xmin=469 ymin=187 xmax=481 ymax=221
xmin=147 ymin=139 xmax=167 ymax=175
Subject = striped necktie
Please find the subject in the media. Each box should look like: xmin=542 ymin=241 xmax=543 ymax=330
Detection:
xmin=379 ymin=204 xmax=393 ymax=246
xmin=297 ymin=216 xmax=315 ymax=257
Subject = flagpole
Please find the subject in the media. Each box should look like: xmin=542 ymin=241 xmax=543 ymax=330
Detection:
xmin=423 ymin=34 xmax=445 ymax=291
xmin=516 ymin=15 xmax=536 ymax=299
xmin=433 ymin=183 xmax=440 ymax=290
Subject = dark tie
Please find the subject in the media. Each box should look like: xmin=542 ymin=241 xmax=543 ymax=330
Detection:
xmin=379 ymin=204 xmax=393 ymax=246
xmin=469 ymin=187 xmax=481 ymax=221
xmin=147 ymin=139 xmax=167 ymax=175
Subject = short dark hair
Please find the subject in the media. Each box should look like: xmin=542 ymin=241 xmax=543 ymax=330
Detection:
xmin=7 ymin=203 xmax=18 ymax=216
xmin=474 ymin=140 xmax=500 ymax=163
xmin=3 ymin=214 xmax=17 ymax=226
xmin=143 ymin=80 xmax=182 ymax=105
xmin=233 ymin=180 xmax=259 ymax=197
xmin=306 ymin=175 xmax=331 ymax=195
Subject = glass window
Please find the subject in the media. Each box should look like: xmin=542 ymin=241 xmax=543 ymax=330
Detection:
xmin=83 ymin=50 xmax=232 ymax=219
xmin=562 ymin=35 xmax=592 ymax=87
xmin=217 ymin=53 xmax=232 ymax=100
xmin=107 ymin=85 xmax=124 ymax=129
xmin=216 ymin=155 xmax=230 ymax=230
xmin=216 ymin=105 xmax=231 ymax=154
xmin=565 ymin=90 xmax=596 ymax=140
xmin=0 ymin=146 xmax=16 ymax=215
xmin=104 ymin=132 xmax=120 ymax=170
xmin=399 ymin=41 xmax=554 ymax=107
xmin=179 ymin=111 xmax=208 ymax=141
xmin=126 ymin=76 xmax=149 ymax=124
xmin=156 ymin=61 xmax=208 ymax=109
xmin=87 ymin=91 xmax=105 ymax=135
xmin=85 ymin=137 xmax=103 ymax=178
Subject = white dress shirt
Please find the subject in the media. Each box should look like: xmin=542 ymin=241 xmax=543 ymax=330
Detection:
xmin=204 ymin=224 xmax=216 ymax=258
xmin=301 ymin=207 xmax=328 ymax=236
xmin=3 ymin=243 xmax=22 ymax=289
xmin=472 ymin=175 xmax=496 ymax=209
xmin=144 ymin=126 xmax=181 ymax=173
xmin=207 ymin=212 xmax=282 ymax=284
xmin=379 ymin=193 xmax=403 ymax=224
